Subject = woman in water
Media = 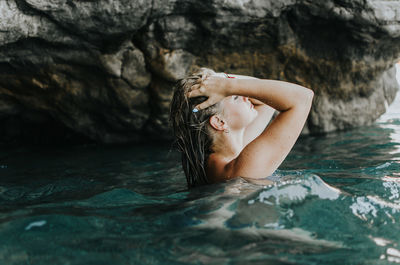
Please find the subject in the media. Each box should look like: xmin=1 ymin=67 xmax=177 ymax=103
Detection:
xmin=170 ymin=68 xmax=313 ymax=188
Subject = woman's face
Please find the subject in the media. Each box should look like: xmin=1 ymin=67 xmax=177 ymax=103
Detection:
xmin=220 ymin=95 xmax=258 ymax=130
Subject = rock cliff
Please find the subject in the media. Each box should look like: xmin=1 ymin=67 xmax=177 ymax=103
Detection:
xmin=1 ymin=0 xmax=399 ymax=143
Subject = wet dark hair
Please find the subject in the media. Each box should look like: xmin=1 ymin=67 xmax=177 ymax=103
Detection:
xmin=170 ymin=68 xmax=222 ymax=188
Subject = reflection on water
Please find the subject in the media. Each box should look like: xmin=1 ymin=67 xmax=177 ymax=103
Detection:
xmin=1 ymin=82 xmax=400 ymax=264
xmin=379 ymin=86 xmax=400 ymax=158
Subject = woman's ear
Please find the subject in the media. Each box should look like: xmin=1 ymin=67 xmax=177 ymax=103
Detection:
xmin=209 ymin=115 xmax=227 ymax=131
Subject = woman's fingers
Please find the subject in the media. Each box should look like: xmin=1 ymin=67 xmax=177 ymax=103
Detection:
xmin=202 ymin=72 xmax=212 ymax=82
xmin=189 ymin=84 xmax=207 ymax=97
xmin=188 ymin=89 xmax=203 ymax=98
xmin=195 ymin=100 xmax=213 ymax=112
xmin=190 ymin=84 xmax=201 ymax=91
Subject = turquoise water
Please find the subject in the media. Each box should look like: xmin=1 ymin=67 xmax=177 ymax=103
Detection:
xmin=2 ymin=96 xmax=400 ymax=265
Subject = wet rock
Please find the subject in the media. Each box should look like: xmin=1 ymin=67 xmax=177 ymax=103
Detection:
xmin=145 ymin=76 xmax=176 ymax=138
xmin=100 ymin=41 xmax=151 ymax=89
xmin=0 ymin=0 xmax=400 ymax=143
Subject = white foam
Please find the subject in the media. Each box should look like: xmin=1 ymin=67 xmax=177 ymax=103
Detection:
xmin=25 ymin=220 xmax=47 ymax=230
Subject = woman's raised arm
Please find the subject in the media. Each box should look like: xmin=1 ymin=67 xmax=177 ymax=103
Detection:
xmin=228 ymin=78 xmax=313 ymax=179
xmin=189 ymin=77 xmax=313 ymax=180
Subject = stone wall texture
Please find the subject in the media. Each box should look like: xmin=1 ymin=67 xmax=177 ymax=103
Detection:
xmin=1 ymin=0 xmax=400 ymax=143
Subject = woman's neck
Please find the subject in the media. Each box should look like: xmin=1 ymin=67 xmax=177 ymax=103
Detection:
xmin=211 ymin=129 xmax=245 ymax=161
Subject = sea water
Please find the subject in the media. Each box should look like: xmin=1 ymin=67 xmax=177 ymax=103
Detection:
xmin=1 ymin=94 xmax=400 ymax=264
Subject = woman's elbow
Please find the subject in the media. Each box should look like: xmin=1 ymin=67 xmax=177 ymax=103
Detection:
xmin=307 ymin=88 xmax=314 ymax=100
xmin=303 ymin=88 xmax=314 ymax=106
xmin=293 ymin=88 xmax=313 ymax=111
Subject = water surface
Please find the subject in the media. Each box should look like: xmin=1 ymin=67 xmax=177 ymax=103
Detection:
xmin=2 ymin=96 xmax=400 ymax=264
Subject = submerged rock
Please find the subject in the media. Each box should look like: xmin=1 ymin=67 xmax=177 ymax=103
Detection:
xmin=0 ymin=0 xmax=399 ymax=143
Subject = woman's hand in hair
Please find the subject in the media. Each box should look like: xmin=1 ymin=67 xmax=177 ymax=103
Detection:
xmin=188 ymin=75 xmax=231 ymax=111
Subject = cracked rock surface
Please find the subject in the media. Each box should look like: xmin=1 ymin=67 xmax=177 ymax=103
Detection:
xmin=0 ymin=0 xmax=399 ymax=144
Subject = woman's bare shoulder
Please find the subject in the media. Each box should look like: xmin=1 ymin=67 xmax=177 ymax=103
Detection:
xmin=207 ymin=154 xmax=275 ymax=186
xmin=206 ymin=153 xmax=236 ymax=183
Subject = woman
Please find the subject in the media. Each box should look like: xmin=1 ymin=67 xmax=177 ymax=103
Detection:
xmin=170 ymin=68 xmax=313 ymax=188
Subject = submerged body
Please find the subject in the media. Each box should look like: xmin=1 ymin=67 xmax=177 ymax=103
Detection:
xmin=170 ymin=69 xmax=313 ymax=188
